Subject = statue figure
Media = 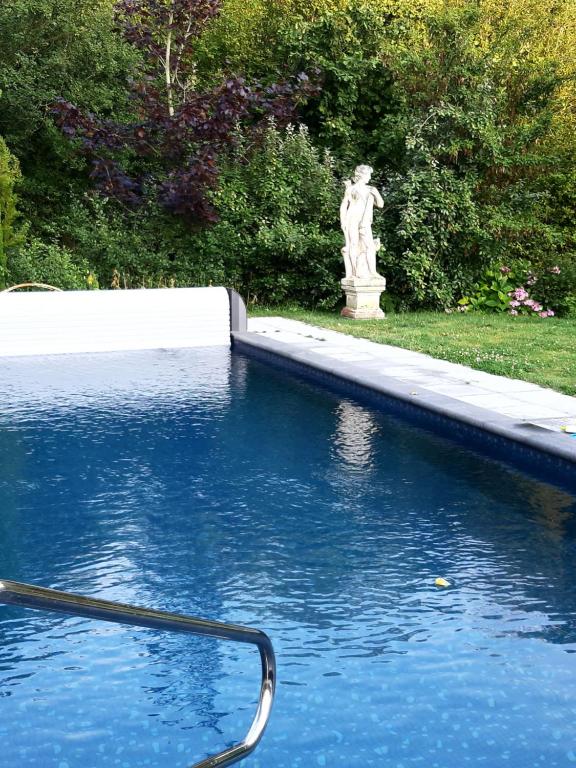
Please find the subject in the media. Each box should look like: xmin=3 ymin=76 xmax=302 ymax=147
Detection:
xmin=340 ymin=165 xmax=384 ymax=279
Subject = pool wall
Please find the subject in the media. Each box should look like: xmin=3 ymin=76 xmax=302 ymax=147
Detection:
xmin=232 ymin=331 xmax=576 ymax=489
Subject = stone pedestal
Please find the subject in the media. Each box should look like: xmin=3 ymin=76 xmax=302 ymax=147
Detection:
xmin=340 ymin=276 xmax=386 ymax=319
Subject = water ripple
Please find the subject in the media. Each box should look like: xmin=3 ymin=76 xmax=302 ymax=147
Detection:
xmin=0 ymin=349 xmax=575 ymax=767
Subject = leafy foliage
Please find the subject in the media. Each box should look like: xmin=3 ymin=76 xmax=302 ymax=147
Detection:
xmin=377 ymin=5 xmax=572 ymax=308
xmin=52 ymin=0 xmax=318 ymax=224
xmin=199 ymin=0 xmax=575 ymax=311
xmin=457 ymin=261 xmax=560 ymax=317
xmin=116 ymin=0 xmax=221 ymax=116
xmin=44 ymin=123 xmax=342 ymax=303
xmin=0 ymin=0 xmax=139 ymax=229
xmin=199 ymin=1 xmax=397 ymax=167
xmin=6 ymin=238 xmax=94 ymax=291
xmin=193 ymin=122 xmax=342 ymax=306
xmin=0 ymin=137 xmax=26 ymax=289
xmin=457 ymin=263 xmax=528 ymax=313
xmin=47 ymin=195 xmax=223 ymax=289
xmin=529 ymin=253 xmax=576 ymax=317
xmin=0 ymin=0 xmax=574 ymax=309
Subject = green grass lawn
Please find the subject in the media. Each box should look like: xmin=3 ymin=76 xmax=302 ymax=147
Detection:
xmin=250 ymin=308 xmax=576 ymax=397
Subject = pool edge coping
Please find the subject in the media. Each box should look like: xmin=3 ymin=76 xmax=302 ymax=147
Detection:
xmin=232 ymin=331 xmax=576 ymax=467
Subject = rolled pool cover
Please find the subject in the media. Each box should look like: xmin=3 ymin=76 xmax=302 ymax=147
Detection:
xmin=0 ymin=286 xmax=246 ymax=356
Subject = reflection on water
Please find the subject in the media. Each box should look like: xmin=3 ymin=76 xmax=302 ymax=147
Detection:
xmin=527 ymin=484 xmax=575 ymax=539
xmin=0 ymin=349 xmax=575 ymax=768
xmin=0 ymin=347 xmax=232 ymax=419
xmin=333 ymin=401 xmax=377 ymax=473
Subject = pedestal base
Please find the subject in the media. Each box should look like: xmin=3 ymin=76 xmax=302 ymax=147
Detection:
xmin=340 ymin=276 xmax=386 ymax=320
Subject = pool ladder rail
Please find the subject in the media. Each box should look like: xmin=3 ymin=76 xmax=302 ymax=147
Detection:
xmin=0 ymin=579 xmax=276 ymax=768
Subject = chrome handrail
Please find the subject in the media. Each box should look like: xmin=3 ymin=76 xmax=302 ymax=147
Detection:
xmin=0 ymin=579 xmax=276 ymax=768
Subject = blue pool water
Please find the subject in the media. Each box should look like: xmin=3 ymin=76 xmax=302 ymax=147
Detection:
xmin=0 ymin=347 xmax=575 ymax=768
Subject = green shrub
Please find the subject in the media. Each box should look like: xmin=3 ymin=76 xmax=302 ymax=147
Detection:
xmin=379 ymin=159 xmax=482 ymax=310
xmin=530 ymin=254 xmax=576 ymax=317
xmin=564 ymin=294 xmax=576 ymax=318
xmin=46 ymin=197 xmax=217 ymax=289
xmin=375 ymin=5 xmax=571 ymax=309
xmin=195 ymin=122 xmax=343 ymax=307
xmin=6 ymin=238 xmax=94 ymax=290
xmin=458 ymin=262 xmax=530 ymax=313
xmin=458 ymin=259 xmax=568 ymax=317
xmin=0 ymin=0 xmax=140 ymax=238
xmin=0 ymin=136 xmax=25 ymax=289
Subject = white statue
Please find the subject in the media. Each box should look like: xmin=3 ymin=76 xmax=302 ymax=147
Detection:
xmin=340 ymin=164 xmax=384 ymax=279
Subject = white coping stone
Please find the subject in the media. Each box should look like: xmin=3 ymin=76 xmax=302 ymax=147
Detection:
xmin=507 ymin=389 xmax=576 ymax=409
xmin=0 ymin=287 xmax=231 ymax=356
xmin=425 ymin=383 xmax=504 ymax=397
xmin=248 ymin=316 xmax=576 ymax=429
xmin=463 ymin=375 xmax=540 ymax=393
xmin=495 ymin=405 xmax=571 ymax=419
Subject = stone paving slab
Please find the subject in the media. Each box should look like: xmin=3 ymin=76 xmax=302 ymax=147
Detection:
xmin=238 ymin=316 xmax=576 ymax=464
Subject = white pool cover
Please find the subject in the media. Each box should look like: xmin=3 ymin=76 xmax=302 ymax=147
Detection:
xmin=0 ymin=287 xmax=234 ymax=356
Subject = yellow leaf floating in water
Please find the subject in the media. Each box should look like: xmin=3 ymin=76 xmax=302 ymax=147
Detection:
xmin=435 ymin=577 xmax=451 ymax=588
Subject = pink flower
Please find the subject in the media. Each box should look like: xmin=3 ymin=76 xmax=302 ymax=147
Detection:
xmin=500 ymin=265 xmax=511 ymax=274
xmin=509 ymin=309 xmax=518 ymax=316
xmin=509 ymin=300 xmax=520 ymax=308
xmin=550 ymin=266 xmax=561 ymax=274
xmin=539 ymin=311 xmax=548 ymax=318
xmin=547 ymin=309 xmax=555 ymax=316
xmin=512 ymin=287 xmax=529 ymax=301
xmin=523 ymin=298 xmax=535 ymax=307
xmin=532 ymin=302 xmax=543 ymax=312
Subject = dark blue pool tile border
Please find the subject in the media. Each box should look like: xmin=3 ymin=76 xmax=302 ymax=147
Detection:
xmin=232 ymin=332 xmax=576 ymax=492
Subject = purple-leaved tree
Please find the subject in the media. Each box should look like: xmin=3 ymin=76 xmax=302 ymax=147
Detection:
xmin=52 ymin=0 xmax=317 ymax=223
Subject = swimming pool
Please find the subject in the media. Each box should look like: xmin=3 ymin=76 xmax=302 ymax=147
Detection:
xmin=1 ymin=347 xmax=575 ymax=768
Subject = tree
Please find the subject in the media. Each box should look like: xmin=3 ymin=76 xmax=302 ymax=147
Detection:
xmin=117 ymin=0 xmax=221 ymax=117
xmin=0 ymin=0 xmax=140 ymax=230
xmin=378 ymin=4 xmax=572 ymax=308
xmin=52 ymin=0 xmax=318 ymax=224
xmin=195 ymin=0 xmax=434 ymax=167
